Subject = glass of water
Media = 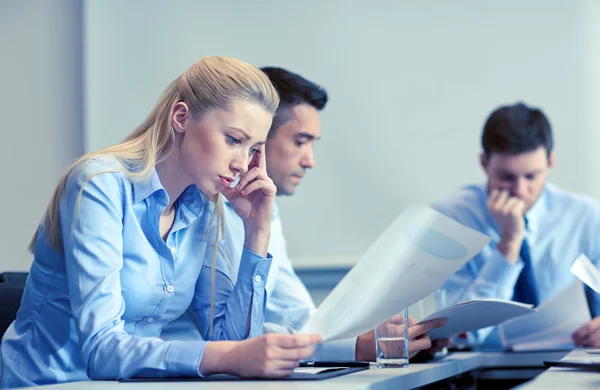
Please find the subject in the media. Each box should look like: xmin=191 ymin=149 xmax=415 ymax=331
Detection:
xmin=375 ymin=308 xmax=409 ymax=368
xmin=433 ymin=288 xmax=448 ymax=358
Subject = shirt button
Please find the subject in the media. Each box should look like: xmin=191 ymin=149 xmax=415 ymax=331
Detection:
xmin=146 ymin=317 xmax=154 ymax=323
xmin=166 ymin=285 xmax=174 ymax=293
xmin=254 ymin=275 xmax=262 ymax=283
xmin=170 ymin=247 xmax=176 ymax=255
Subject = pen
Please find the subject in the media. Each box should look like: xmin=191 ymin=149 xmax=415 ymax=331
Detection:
xmin=300 ymin=361 xmax=370 ymax=368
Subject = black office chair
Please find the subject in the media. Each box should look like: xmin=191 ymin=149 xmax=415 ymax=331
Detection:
xmin=0 ymin=272 xmax=28 ymax=286
xmin=0 ymin=272 xmax=28 ymax=340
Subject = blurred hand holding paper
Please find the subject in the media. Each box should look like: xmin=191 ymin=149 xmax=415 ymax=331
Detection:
xmin=570 ymin=254 xmax=600 ymax=294
xmin=300 ymin=206 xmax=491 ymax=341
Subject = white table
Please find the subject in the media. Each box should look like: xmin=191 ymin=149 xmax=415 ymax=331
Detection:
xmin=31 ymin=350 xmax=568 ymax=390
xmin=516 ymin=349 xmax=600 ymax=389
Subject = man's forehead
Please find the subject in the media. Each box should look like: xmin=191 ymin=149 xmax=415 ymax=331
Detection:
xmin=280 ymin=113 xmax=321 ymax=139
xmin=294 ymin=131 xmax=321 ymax=141
xmin=489 ymin=154 xmax=548 ymax=172
xmin=489 ymin=161 xmax=546 ymax=175
xmin=489 ymin=148 xmax=547 ymax=163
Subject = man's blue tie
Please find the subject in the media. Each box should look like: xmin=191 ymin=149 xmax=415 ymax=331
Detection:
xmin=512 ymin=230 xmax=539 ymax=306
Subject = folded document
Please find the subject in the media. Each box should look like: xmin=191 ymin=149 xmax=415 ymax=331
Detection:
xmin=498 ymin=280 xmax=590 ymax=351
xmin=422 ymin=255 xmax=595 ymax=348
xmin=421 ymin=299 xmax=534 ymax=340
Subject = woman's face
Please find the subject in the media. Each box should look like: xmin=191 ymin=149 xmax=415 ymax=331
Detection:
xmin=174 ymin=99 xmax=273 ymax=197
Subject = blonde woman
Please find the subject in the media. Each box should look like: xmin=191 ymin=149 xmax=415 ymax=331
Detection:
xmin=0 ymin=57 xmax=321 ymax=388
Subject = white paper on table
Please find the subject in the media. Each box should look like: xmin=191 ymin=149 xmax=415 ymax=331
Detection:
xmin=570 ymin=254 xmax=600 ymax=294
xmin=292 ymin=367 xmax=347 ymax=374
xmin=421 ymin=299 xmax=534 ymax=340
xmin=299 ymin=205 xmax=492 ymax=341
xmin=498 ymin=280 xmax=591 ymax=351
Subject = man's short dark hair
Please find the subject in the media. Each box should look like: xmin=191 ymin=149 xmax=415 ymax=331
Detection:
xmin=260 ymin=67 xmax=328 ymax=138
xmin=481 ymin=102 xmax=553 ymax=159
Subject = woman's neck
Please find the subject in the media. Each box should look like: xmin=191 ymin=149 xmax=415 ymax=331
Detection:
xmin=155 ymin=151 xmax=192 ymax=213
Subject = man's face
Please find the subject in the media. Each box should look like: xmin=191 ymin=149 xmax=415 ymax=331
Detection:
xmin=481 ymin=146 xmax=555 ymax=212
xmin=266 ymin=104 xmax=321 ymax=196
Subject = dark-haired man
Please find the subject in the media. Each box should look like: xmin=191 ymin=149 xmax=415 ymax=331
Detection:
xmin=260 ymin=66 xmax=325 ymax=197
xmin=433 ymin=102 xmax=600 ymax=347
xmin=242 ymin=67 xmax=446 ymax=360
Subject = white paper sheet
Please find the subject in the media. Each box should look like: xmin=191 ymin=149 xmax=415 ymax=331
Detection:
xmin=571 ymin=254 xmax=600 ymax=294
xmin=299 ymin=205 xmax=491 ymax=341
xmin=498 ymin=280 xmax=591 ymax=351
xmin=292 ymin=367 xmax=347 ymax=374
xmin=421 ymin=299 xmax=534 ymax=340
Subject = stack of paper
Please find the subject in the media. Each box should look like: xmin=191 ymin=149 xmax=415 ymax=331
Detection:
xmin=421 ymin=299 xmax=534 ymax=340
xmin=300 ymin=205 xmax=491 ymax=341
xmin=498 ymin=280 xmax=591 ymax=351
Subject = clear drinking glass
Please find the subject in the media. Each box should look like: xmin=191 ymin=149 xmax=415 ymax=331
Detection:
xmin=433 ymin=288 xmax=449 ymax=358
xmin=375 ymin=308 xmax=409 ymax=368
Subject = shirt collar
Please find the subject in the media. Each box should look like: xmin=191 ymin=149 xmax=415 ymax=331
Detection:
xmin=178 ymin=184 xmax=208 ymax=218
xmin=132 ymin=168 xmax=207 ymax=218
xmin=132 ymin=168 xmax=164 ymax=204
xmin=524 ymin=186 xmax=549 ymax=234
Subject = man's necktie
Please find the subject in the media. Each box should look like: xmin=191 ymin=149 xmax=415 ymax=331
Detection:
xmin=512 ymin=219 xmax=539 ymax=306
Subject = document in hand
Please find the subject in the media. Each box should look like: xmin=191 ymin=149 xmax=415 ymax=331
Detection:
xmin=571 ymin=254 xmax=600 ymax=294
xmin=421 ymin=299 xmax=534 ymax=340
xmin=498 ymin=280 xmax=591 ymax=351
xmin=300 ymin=206 xmax=491 ymax=341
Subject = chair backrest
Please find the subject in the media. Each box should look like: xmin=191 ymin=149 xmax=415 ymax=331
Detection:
xmin=0 ymin=272 xmax=28 ymax=340
xmin=0 ymin=272 xmax=28 ymax=286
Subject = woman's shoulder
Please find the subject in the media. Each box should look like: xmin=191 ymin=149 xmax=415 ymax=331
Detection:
xmin=68 ymin=155 xmax=130 ymax=182
xmin=64 ymin=156 xmax=131 ymax=200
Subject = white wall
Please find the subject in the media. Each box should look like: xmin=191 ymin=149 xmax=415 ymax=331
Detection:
xmin=0 ymin=1 xmax=84 ymax=271
xmin=583 ymin=1 xmax=600 ymax=197
xmin=84 ymin=0 xmax=594 ymax=266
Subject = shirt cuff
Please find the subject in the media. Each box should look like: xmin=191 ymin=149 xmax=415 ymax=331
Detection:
xmin=238 ymin=248 xmax=272 ymax=338
xmin=317 ymin=338 xmax=357 ymax=361
xmin=262 ymin=324 xmax=357 ymax=361
xmin=238 ymin=247 xmax=272 ymax=288
xmin=478 ymin=247 xmax=524 ymax=295
xmin=166 ymin=340 xmax=207 ymax=377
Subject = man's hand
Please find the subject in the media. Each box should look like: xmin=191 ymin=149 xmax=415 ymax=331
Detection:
xmin=573 ymin=317 xmax=600 ymax=347
xmin=488 ymin=189 xmax=526 ymax=262
xmin=355 ymin=330 xmax=376 ymax=361
xmin=354 ymin=316 xmax=448 ymax=361
xmin=406 ymin=317 xmax=447 ymax=359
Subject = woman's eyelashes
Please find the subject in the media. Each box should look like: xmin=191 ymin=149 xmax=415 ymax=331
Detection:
xmin=226 ymin=134 xmax=259 ymax=156
xmin=225 ymin=134 xmax=241 ymax=145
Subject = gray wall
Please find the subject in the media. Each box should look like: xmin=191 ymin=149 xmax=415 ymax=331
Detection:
xmin=0 ymin=1 xmax=84 ymax=271
xmin=83 ymin=0 xmax=597 ymax=268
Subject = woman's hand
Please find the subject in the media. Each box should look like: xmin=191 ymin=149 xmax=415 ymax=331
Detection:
xmin=222 ymin=146 xmax=276 ymax=256
xmin=201 ymin=334 xmax=322 ymax=378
